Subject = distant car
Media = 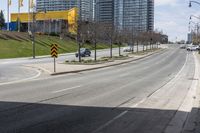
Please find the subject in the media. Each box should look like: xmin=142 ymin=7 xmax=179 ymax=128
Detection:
xmin=187 ymin=45 xmax=199 ymax=51
xmin=123 ymin=46 xmax=133 ymax=52
xmin=75 ymin=48 xmax=91 ymax=57
xmin=180 ymin=45 xmax=186 ymax=49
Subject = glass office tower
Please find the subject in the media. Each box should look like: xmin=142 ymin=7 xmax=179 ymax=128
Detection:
xmin=36 ymin=0 xmax=154 ymax=31
xmin=95 ymin=0 xmax=114 ymax=25
xmin=36 ymin=0 xmax=69 ymax=11
xmin=114 ymin=0 xmax=154 ymax=32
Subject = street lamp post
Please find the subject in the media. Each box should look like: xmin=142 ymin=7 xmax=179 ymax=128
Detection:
xmin=29 ymin=6 xmax=47 ymax=59
xmin=43 ymin=7 xmax=46 ymax=33
xmin=189 ymin=1 xmax=200 ymax=44
xmin=189 ymin=21 xmax=200 ymax=44
xmin=31 ymin=7 xmax=36 ymax=59
xmin=77 ymin=0 xmax=82 ymax=62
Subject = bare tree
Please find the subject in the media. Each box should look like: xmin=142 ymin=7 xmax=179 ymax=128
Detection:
xmin=87 ymin=21 xmax=102 ymax=61
xmin=102 ymin=24 xmax=116 ymax=58
xmin=135 ymin=33 xmax=140 ymax=52
xmin=115 ymin=28 xmax=125 ymax=56
xmin=138 ymin=32 xmax=147 ymax=52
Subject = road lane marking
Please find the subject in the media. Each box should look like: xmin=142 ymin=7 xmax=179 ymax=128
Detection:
xmin=51 ymin=86 xmax=81 ymax=93
xmin=0 ymin=68 xmax=41 ymax=86
xmin=92 ymin=110 xmax=128 ymax=133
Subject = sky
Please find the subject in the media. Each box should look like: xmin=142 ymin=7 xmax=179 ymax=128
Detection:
xmin=155 ymin=0 xmax=200 ymax=42
xmin=0 ymin=0 xmax=200 ymax=42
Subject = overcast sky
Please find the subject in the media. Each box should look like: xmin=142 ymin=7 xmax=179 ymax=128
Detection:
xmin=0 ymin=0 xmax=200 ymax=42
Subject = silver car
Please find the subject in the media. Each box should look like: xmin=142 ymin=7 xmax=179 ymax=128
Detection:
xmin=123 ymin=46 xmax=133 ymax=52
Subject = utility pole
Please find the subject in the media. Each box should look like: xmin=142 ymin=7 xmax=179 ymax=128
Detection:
xmin=43 ymin=7 xmax=46 ymax=33
xmin=7 ymin=0 xmax=10 ymax=31
xmin=28 ymin=0 xmax=30 ymax=32
xmin=77 ymin=0 xmax=82 ymax=62
xmin=18 ymin=1 xmax=20 ymax=32
xmin=31 ymin=7 xmax=36 ymax=59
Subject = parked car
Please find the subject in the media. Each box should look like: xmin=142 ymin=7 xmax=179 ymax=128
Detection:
xmin=197 ymin=45 xmax=200 ymax=50
xmin=123 ymin=46 xmax=133 ymax=52
xmin=187 ymin=45 xmax=199 ymax=51
xmin=75 ymin=48 xmax=91 ymax=57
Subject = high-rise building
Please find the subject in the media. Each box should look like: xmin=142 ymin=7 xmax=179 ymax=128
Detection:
xmin=147 ymin=0 xmax=154 ymax=31
xmin=95 ymin=0 xmax=114 ymax=25
xmin=36 ymin=0 xmax=69 ymax=11
xmin=36 ymin=0 xmax=94 ymax=21
xmin=114 ymin=0 xmax=154 ymax=32
xmin=79 ymin=0 xmax=94 ymax=21
xmin=36 ymin=0 xmax=154 ymax=32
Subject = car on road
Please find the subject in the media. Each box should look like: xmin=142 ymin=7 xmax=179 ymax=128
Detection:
xmin=75 ymin=48 xmax=91 ymax=57
xmin=186 ymin=45 xmax=199 ymax=51
xmin=180 ymin=45 xmax=186 ymax=49
xmin=123 ymin=46 xmax=133 ymax=52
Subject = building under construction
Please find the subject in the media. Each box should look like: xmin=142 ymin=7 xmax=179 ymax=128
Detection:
xmin=10 ymin=8 xmax=78 ymax=34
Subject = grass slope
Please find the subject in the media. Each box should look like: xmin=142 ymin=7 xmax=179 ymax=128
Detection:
xmin=0 ymin=31 xmax=116 ymax=59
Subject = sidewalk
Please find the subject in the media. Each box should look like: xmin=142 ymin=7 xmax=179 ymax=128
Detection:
xmin=182 ymin=52 xmax=200 ymax=133
xmin=25 ymin=49 xmax=164 ymax=76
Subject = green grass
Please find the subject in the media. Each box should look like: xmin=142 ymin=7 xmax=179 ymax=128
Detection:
xmin=0 ymin=31 xmax=119 ymax=59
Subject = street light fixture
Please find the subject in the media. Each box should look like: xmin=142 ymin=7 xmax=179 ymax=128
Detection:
xmin=189 ymin=2 xmax=192 ymax=7
xmin=189 ymin=0 xmax=200 ymax=7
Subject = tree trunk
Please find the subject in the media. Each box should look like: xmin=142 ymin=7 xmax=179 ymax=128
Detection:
xmin=94 ymin=41 xmax=97 ymax=61
xmin=143 ymin=43 xmax=144 ymax=52
xmin=110 ymin=39 xmax=113 ymax=58
xmin=78 ymin=42 xmax=81 ymax=62
xmin=119 ymin=43 xmax=121 ymax=56
xmin=149 ymin=42 xmax=152 ymax=50
xmin=146 ymin=43 xmax=148 ymax=51
xmin=137 ymin=41 xmax=139 ymax=53
xmin=132 ymin=42 xmax=134 ymax=54
xmin=150 ymin=42 xmax=152 ymax=50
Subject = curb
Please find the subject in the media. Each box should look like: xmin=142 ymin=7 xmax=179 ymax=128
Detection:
xmin=51 ymin=49 xmax=166 ymax=76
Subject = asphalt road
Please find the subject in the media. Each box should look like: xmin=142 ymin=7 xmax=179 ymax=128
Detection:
xmin=0 ymin=46 xmax=144 ymax=83
xmin=0 ymin=44 xmax=195 ymax=133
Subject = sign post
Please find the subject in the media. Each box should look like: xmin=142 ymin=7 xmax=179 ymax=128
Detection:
xmin=51 ymin=44 xmax=58 ymax=73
